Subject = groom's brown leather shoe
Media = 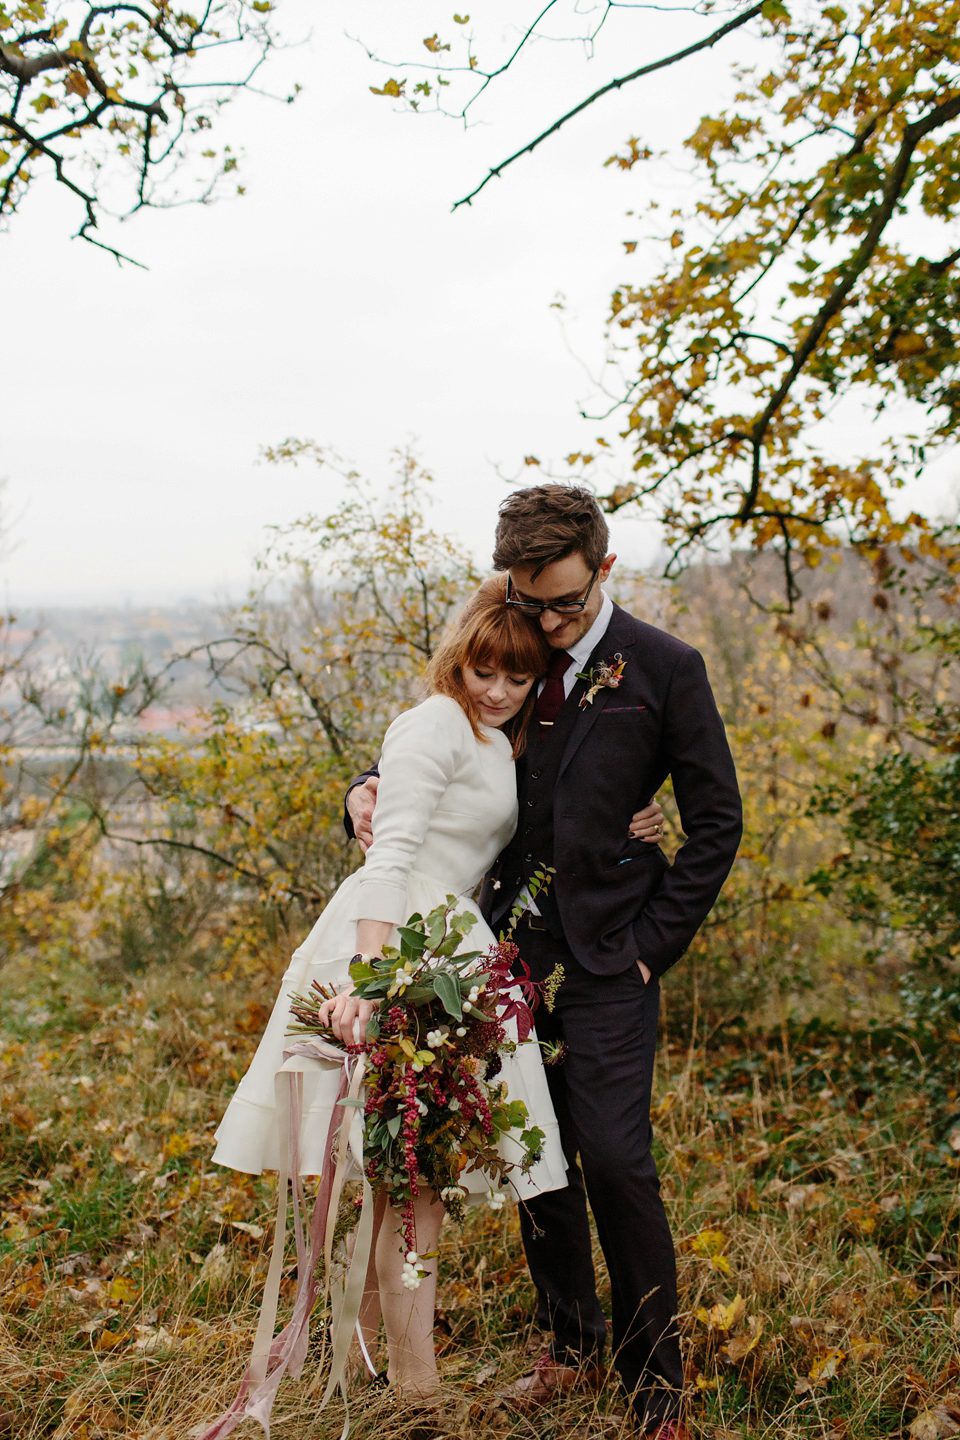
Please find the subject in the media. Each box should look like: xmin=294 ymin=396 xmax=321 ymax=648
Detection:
xmin=494 ymin=1352 xmax=605 ymax=1412
xmin=637 ymin=1420 xmax=691 ymax=1440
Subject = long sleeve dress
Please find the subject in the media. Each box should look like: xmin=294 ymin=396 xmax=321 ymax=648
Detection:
xmin=211 ymin=693 xmax=567 ymax=1202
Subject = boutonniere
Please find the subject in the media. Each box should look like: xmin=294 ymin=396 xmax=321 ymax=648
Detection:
xmin=575 ymin=652 xmax=628 ymax=708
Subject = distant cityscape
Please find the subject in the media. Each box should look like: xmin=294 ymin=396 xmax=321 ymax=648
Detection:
xmin=12 ymin=601 xmax=228 ymax=739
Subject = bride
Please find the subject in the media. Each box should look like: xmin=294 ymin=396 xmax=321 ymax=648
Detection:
xmin=211 ymin=576 xmax=569 ymax=1409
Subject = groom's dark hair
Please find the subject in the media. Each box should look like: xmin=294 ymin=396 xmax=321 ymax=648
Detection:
xmin=492 ymin=484 xmax=610 ymax=579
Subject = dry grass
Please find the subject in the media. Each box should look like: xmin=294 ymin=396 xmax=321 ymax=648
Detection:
xmin=2 ymin=943 xmax=959 ymax=1440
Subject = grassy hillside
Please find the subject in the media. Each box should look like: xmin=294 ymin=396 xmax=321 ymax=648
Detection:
xmin=3 ymin=942 xmax=958 ymax=1440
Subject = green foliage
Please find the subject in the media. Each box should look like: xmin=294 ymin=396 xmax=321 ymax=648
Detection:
xmin=811 ymin=750 xmax=960 ymax=971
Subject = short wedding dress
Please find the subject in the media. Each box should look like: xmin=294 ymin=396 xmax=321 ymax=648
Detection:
xmin=212 ymin=693 xmax=567 ymax=1201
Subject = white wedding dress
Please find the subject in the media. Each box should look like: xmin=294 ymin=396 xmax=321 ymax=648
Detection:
xmin=212 ymin=693 xmax=567 ymax=1202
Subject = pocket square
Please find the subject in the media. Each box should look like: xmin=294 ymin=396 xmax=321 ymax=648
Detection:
xmin=601 ymin=705 xmax=647 ymax=714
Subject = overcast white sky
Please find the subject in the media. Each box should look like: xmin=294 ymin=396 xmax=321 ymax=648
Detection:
xmin=3 ymin=1 xmax=957 ymax=606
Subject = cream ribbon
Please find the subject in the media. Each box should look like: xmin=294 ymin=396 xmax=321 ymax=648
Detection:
xmin=195 ymin=1040 xmax=374 ymax=1440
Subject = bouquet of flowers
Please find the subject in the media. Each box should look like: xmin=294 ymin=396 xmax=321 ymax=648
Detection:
xmin=288 ymin=897 xmax=557 ymax=1267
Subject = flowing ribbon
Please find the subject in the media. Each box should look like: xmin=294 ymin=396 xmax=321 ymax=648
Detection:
xmin=195 ymin=1039 xmax=374 ymax=1440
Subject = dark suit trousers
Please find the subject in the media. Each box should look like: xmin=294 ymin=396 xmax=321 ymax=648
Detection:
xmin=517 ymin=928 xmax=683 ymax=1427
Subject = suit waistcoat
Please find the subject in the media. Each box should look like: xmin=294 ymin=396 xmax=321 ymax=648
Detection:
xmin=494 ymin=691 xmax=583 ymax=937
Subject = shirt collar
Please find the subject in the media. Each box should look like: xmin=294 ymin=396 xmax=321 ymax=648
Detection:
xmin=566 ymin=590 xmax=613 ymax=671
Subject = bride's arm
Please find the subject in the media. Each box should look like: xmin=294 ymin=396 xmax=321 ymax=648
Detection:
xmin=323 ymin=699 xmax=468 ymax=1044
xmin=355 ymin=918 xmax=394 ymax=957
xmin=349 ymin=697 xmax=467 ymax=928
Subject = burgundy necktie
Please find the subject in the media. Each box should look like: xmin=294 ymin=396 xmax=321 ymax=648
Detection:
xmin=535 ymin=650 xmax=574 ymax=726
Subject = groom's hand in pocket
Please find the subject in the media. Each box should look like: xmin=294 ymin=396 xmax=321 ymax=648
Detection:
xmin=346 ymin=776 xmax=379 ymax=852
xmin=636 ymin=960 xmax=652 ymax=985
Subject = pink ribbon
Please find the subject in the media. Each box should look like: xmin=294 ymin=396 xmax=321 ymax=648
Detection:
xmin=194 ymin=1040 xmax=370 ymax=1440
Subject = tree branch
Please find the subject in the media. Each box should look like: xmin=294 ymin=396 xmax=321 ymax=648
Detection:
xmin=0 ymin=39 xmax=75 ymax=81
xmin=451 ymin=0 xmax=766 ymax=210
xmin=740 ymin=91 xmax=960 ymax=523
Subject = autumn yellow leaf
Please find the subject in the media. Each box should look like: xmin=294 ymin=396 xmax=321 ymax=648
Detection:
xmin=724 ymin=1317 xmax=764 ymax=1363
xmin=370 ymin=79 xmax=405 ymax=98
xmin=64 ymin=70 xmax=90 ymax=98
xmin=106 ymin=1275 xmax=138 ymax=1304
xmin=808 ymin=1348 xmax=845 ymax=1382
xmin=696 ymin=1293 xmax=745 ymax=1332
xmin=93 ymin=1328 xmax=131 ymax=1351
xmin=893 ymin=334 xmax=928 ymax=359
xmin=689 ymin=1228 xmax=733 ymax=1272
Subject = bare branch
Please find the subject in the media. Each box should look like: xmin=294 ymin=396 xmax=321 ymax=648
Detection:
xmin=451 ymin=1 xmax=766 ymax=210
xmin=741 ymin=92 xmax=960 ymax=523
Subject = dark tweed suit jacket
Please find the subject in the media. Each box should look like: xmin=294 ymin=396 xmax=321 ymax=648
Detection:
xmin=479 ymin=602 xmax=742 ymax=978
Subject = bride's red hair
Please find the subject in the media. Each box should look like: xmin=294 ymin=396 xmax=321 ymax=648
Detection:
xmin=425 ymin=575 xmax=550 ymax=756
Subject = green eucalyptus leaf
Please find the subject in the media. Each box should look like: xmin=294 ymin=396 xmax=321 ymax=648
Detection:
xmin=433 ymin=970 xmax=463 ymax=1019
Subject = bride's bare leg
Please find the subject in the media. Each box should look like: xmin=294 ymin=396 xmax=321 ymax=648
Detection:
xmin=377 ymin=1189 xmax=445 ymax=1404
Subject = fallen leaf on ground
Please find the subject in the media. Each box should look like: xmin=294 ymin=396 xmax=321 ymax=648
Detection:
xmin=696 ymin=1294 xmax=746 ymax=1332
xmin=688 ymin=1228 xmax=733 ymax=1273
xmin=809 ymin=1348 xmax=845 ymax=1382
xmin=133 ymin=1325 xmax=176 ymax=1353
xmin=908 ymin=1402 xmax=960 ymax=1440
xmin=723 ymin=1316 xmax=764 ymax=1362
xmin=93 ymin=1327 xmax=131 ymax=1351
xmin=196 ymin=1244 xmax=230 ymax=1286
xmin=106 ymin=1275 xmax=138 ymax=1304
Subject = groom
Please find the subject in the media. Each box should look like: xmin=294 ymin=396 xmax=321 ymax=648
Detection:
xmin=346 ymin=485 xmax=742 ymax=1438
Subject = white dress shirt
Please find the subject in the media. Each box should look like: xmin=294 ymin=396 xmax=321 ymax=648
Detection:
xmin=526 ymin=590 xmax=614 ymax=914
xmin=536 ymin=590 xmax=615 ymax=701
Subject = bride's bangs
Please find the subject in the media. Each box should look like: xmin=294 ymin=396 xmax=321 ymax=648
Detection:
xmin=465 ymin=607 xmax=548 ymax=679
xmin=423 ymin=579 xmax=549 ymax=755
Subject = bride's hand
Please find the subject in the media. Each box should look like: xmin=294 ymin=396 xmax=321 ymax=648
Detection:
xmin=316 ymin=991 xmax=379 ymax=1045
xmin=628 ymin=797 xmax=665 ymax=843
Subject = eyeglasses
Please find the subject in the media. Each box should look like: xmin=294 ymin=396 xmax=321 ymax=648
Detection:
xmin=504 ymin=568 xmax=600 ymax=617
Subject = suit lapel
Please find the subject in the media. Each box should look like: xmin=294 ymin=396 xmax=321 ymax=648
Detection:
xmin=558 ymin=605 xmax=637 ymax=778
